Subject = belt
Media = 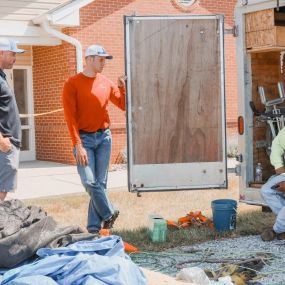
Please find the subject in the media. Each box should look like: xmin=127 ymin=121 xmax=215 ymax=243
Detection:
xmin=79 ymin=128 xmax=109 ymax=134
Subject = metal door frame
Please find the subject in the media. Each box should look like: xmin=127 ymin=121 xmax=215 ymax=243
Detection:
xmin=125 ymin=15 xmax=227 ymax=193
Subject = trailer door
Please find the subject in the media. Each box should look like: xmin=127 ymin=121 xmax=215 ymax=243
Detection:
xmin=125 ymin=15 xmax=226 ymax=192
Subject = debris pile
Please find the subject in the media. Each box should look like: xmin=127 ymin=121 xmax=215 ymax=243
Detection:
xmin=167 ymin=211 xmax=214 ymax=229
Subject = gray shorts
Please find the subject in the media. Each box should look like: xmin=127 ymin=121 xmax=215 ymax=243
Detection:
xmin=0 ymin=145 xmax=20 ymax=192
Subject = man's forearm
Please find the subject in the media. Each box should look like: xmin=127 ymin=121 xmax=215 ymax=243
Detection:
xmin=275 ymin=166 xmax=285 ymax=175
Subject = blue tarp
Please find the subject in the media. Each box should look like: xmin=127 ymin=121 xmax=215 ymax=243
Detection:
xmin=0 ymin=235 xmax=147 ymax=285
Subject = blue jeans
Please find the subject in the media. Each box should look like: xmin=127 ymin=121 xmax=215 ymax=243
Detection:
xmin=74 ymin=129 xmax=114 ymax=232
xmin=261 ymin=174 xmax=285 ymax=233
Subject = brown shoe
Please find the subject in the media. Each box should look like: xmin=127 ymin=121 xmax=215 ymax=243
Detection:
xmin=277 ymin=232 xmax=285 ymax=240
xmin=102 ymin=210 xmax=120 ymax=229
xmin=261 ymin=229 xmax=276 ymax=241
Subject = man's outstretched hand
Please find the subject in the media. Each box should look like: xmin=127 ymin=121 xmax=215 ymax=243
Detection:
xmin=118 ymin=75 xmax=127 ymax=88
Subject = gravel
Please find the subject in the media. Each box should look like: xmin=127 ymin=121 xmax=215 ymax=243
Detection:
xmin=132 ymin=235 xmax=285 ymax=285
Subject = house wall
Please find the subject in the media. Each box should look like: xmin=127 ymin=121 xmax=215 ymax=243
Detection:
xmin=16 ymin=45 xmax=32 ymax=66
xmin=33 ymin=0 xmax=237 ymax=164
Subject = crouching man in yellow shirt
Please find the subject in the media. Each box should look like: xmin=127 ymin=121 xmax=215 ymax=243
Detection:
xmin=261 ymin=127 xmax=285 ymax=241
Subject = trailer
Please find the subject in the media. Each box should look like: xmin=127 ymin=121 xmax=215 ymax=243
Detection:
xmin=124 ymin=1 xmax=285 ymax=204
xmin=124 ymin=14 xmax=227 ymax=193
xmin=236 ymin=0 xmax=285 ymax=205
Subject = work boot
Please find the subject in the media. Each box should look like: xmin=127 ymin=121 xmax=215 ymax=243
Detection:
xmin=102 ymin=210 xmax=120 ymax=229
xmin=261 ymin=228 xmax=276 ymax=241
xmin=87 ymin=229 xmax=100 ymax=236
xmin=277 ymin=232 xmax=285 ymax=240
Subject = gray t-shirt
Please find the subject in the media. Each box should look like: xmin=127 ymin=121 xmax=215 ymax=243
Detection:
xmin=0 ymin=70 xmax=21 ymax=148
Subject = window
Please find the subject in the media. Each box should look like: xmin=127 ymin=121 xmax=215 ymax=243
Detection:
xmin=177 ymin=0 xmax=196 ymax=7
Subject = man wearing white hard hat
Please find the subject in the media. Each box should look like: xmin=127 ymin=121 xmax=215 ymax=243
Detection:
xmin=63 ymin=44 xmax=126 ymax=234
xmin=0 ymin=38 xmax=25 ymax=201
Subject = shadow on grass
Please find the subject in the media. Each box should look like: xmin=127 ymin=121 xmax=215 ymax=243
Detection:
xmin=113 ymin=211 xmax=275 ymax=251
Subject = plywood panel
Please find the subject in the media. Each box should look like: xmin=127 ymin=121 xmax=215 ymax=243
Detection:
xmin=129 ymin=18 xmax=222 ymax=164
xmin=276 ymin=26 xmax=285 ymax=46
xmin=245 ymin=9 xmax=274 ymax=33
xmin=15 ymin=45 xmax=32 ymax=66
xmin=246 ymin=26 xmax=285 ymax=49
xmin=246 ymin=29 xmax=276 ymax=48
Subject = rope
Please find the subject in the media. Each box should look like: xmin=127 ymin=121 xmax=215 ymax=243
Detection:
xmin=130 ymin=249 xmax=285 ymax=280
xmin=19 ymin=108 xmax=63 ymax=118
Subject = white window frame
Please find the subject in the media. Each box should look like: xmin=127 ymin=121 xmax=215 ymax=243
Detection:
xmin=11 ymin=66 xmax=35 ymax=161
xmin=177 ymin=0 xmax=196 ymax=7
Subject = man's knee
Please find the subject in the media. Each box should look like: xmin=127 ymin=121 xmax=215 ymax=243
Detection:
xmin=83 ymin=180 xmax=100 ymax=191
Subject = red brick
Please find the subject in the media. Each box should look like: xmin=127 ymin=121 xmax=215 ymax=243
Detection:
xmin=33 ymin=0 xmax=237 ymax=164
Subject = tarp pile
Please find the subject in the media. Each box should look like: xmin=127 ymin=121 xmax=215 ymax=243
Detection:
xmin=0 ymin=236 xmax=147 ymax=285
xmin=0 ymin=199 xmax=147 ymax=285
xmin=0 ymin=199 xmax=97 ymax=268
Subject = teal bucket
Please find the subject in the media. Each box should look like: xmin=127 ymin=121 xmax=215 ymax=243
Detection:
xmin=211 ymin=199 xmax=237 ymax=231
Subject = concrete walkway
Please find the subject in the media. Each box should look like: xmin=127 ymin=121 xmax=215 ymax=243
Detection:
xmin=10 ymin=161 xmax=128 ymax=200
xmin=10 ymin=159 xmax=237 ymax=200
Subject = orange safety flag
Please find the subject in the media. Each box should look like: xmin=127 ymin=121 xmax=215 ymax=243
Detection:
xmin=99 ymin=229 xmax=111 ymax=236
xmin=124 ymin=242 xmax=140 ymax=253
xmin=99 ymin=229 xmax=139 ymax=253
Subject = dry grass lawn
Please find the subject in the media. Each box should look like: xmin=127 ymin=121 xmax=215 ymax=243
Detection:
xmin=26 ymin=174 xmax=258 ymax=231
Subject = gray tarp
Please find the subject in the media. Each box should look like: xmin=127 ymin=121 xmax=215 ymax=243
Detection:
xmin=0 ymin=199 xmax=96 ymax=268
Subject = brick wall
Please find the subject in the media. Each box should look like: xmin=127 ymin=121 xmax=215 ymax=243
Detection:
xmin=33 ymin=0 xmax=238 ymax=164
xmin=251 ymin=52 xmax=285 ymax=180
xmin=33 ymin=44 xmax=76 ymax=163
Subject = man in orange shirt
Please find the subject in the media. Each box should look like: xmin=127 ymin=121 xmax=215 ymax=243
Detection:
xmin=63 ymin=44 xmax=126 ymax=234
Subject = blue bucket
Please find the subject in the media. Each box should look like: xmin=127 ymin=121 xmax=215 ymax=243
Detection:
xmin=211 ymin=199 xmax=237 ymax=231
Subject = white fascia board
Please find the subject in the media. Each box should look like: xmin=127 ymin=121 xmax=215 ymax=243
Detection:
xmin=51 ymin=0 xmax=94 ymax=22
xmin=51 ymin=10 xmax=80 ymax=26
xmin=236 ymin=0 xmax=285 ymax=12
xmin=4 ymin=36 xmax=61 ymax=46
xmin=0 ymin=20 xmax=50 ymax=37
xmin=33 ymin=0 xmax=94 ymax=26
xmin=236 ymin=0 xmax=271 ymax=7
xmin=0 ymin=20 xmax=61 ymax=45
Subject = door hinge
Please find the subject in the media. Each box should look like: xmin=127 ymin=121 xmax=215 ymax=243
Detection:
xmin=235 ymin=164 xmax=241 ymax=176
xmin=236 ymin=154 xmax=243 ymax=163
xmin=224 ymin=25 xmax=238 ymax=37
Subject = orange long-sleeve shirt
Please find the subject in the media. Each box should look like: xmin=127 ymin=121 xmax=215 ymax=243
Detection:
xmin=62 ymin=72 xmax=126 ymax=146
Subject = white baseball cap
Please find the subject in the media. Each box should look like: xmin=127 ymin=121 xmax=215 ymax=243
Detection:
xmin=85 ymin=44 xmax=112 ymax=59
xmin=0 ymin=38 xmax=25 ymax=53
